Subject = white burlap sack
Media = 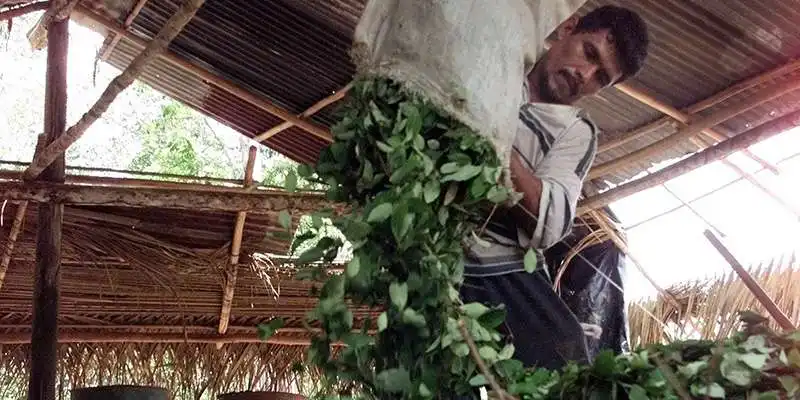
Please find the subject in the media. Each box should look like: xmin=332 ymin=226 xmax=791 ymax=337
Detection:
xmin=352 ymin=0 xmax=586 ymax=172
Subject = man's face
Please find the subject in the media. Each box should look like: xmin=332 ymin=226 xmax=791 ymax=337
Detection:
xmin=535 ymin=27 xmax=623 ymax=105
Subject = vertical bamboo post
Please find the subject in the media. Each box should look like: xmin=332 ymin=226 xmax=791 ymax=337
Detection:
xmin=217 ymin=146 xmax=258 ymax=346
xmin=28 ymin=6 xmax=68 ymax=400
xmin=703 ymin=230 xmax=796 ymax=331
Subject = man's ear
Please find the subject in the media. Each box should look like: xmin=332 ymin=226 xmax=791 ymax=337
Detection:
xmin=554 ymin=15 xmax=578 ymax=40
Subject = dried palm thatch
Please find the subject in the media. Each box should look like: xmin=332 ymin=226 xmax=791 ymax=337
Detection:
xmin=628 ymin=251 xmax=799 ymax=348
xmin=0 ymin=342 xmax=322 ymax=400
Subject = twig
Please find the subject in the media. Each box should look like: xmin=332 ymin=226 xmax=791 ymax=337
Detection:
xmin=458 ymin=319 xmax=514 ymax=400
xmin=653 ymin=356 xmax=692 ymax=400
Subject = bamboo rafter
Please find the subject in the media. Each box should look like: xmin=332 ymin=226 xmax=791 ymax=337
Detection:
xmin=23 ymin=0 xmax=207 ymax=181
xmin=255 ymin=83 xmax=353 ymax=142
xmin=578 ymin=110 xmax=800 ymax=213
xmin=600 ymin=58 xmax=800 ymax=153
xmin=589 ymin=78 xmax=800 ymax=180
xmin=0 ymin=1 xmax=48 ymax=21
xmin=98 ymin=0 xmax=149 ymax=60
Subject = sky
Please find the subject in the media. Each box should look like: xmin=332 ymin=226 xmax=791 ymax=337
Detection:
xmin=1 ymin=13 xmax=798 ymax=301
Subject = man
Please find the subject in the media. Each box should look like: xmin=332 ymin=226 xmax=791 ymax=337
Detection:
xmin=460 ymin=5 xmax=649 ymax=369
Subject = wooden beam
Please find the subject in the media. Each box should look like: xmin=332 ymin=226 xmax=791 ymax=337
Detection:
xmin=616 ymin=83 xmax=779 ymax=174
xmin=0 ymin=181 xmax=333 ymax=215
xmin=0 ymin=1 xmax=48 ymax=21
xmin=76 ymin=5 xmax=333 ymax=143
xmin=28 ymin=5 xmax=67 ymax=399
xmin=600 ymin=58 xmax=800 ymax=153
xmin=703 ymin=230 xmax=796 ymax=331
xmin=218 ymin=146 xmax=258 ymax=339
xmin=22 ymin=0 xmax=207 ymax=181
xmin=255 ymin=83 xmax=352 ymax=142
xmin=98 ymin=0 xmax=149 ymax=60
xmin=588 ymin=79 xmax=800 ymax=180
xmin=578 ymin=110 xmax=800 ymax=214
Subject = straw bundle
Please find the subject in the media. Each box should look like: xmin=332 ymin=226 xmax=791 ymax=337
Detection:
xmin=628 ymin=252 xmax=799 ymax=348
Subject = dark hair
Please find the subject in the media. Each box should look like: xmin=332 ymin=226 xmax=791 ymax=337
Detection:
xmin=575 ymin=5 xmax=649 ymax=82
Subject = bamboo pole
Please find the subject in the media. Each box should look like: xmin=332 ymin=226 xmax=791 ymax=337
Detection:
xmin=578 ymin=110 xmax=800 ymax=214
xmin=98 ymin=0 xmax=149 ymax=60
xmin=0 ymin=181 xmax=333 ymax=214
xmin=0 ymin=201 xmax=27 ymax=290
xmin=615 ymin=83 xmax=778 ymax=173
xmin=0 ymin=1 xmax=48 ymax=21
xmin=254 ymin=83 xmax=352 ymax=142
xmin=75 ymin=5 xmax=332 ymax=142
xmin=28 ymin=5 xmax=68 ymax=399
xmin=703 ymin=230 xmax=796 ymax=331
xmin=589 ymin=79 xmax=800 ymax=179
xmin=218 ymin=146 xmax=258 ymax=340
xmin=600 ymin=58 xmax=800 ymax=153
xmin=23 ymin=0 xmax=207 ymax=181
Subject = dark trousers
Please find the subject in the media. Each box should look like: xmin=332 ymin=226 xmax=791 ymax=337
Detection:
xmin=460 ymin=266 xmax=589 ymax=370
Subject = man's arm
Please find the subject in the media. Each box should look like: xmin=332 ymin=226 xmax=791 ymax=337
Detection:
xmin=511 ymin=117 xmax=597 ymax=250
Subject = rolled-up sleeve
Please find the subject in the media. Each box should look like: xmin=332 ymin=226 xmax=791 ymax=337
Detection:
xmin=526 ymin=118 xmax=596 ymax=249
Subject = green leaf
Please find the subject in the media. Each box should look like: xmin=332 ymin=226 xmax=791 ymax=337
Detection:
xmin=296 ymin=163 xmax=314 ymax=178
xmin=742 ymin=335 xmax=771 ymax=354
xmin=284 ymin=169 xmax=298 ymax=192
xmin=593 ymin=350 xmax=616 ymax=378
xmin=389 ymin=282 xmax=408 ymax=310
xmin=377 ymin=312 xmax=388 ymax=332
xmin=758 ymin=391 xmax=780 ymax=400
xmin=478 ymin=307 xmax=506 ymax=329
xmin=367 ymin=202 xmax=394 ymax=223
xmin=296 ymin=244 xmax=325 ymax=264
xmin=402 ymin=308 xmax=426 ymax=328
xmin=628 ymin=385 xmax=648 ymax=400
xmin=740 ymin=353 xmax=768 ymax=370
xmin=460 ymin=302 xmax=490 ymax=318
xmin=440 ymin=162 xmax=460 ymax=174
xmin=788 ymin=348 xmax=800 ymax=367
xmin=423 ymin=180 xmax=440 ymax=203
xmin=278 ymin=210 xmax=292 ymax=230
xmin=345 ymin=256 xmax=360 ymax=278
xmin=678 ymin=360 xmax=707 ymax=378
xmin=257 ymin=318 xmax=284 ymax=341
xmin=721 ymin=353 xmax=753 ymax=386
xmin=376 ymin=141 xmax=394 ymax=153
xmin=452 ymin=343 xmax=470 ymax=357
xmin=524 ymin=249 xmax=538 ymax=273
xmin=487 ymin=186 xmax=508 ymax=203
xmin=391 ymin=208 xmax=414 ymax=241
xmin=442 ymin=164 xmax=482 ymax=182
xmin=469 ymin=374 xmax=488 ymax=387
xmin=691 ymin=382 xmax=725 ymax=399
xmin=418 ymin=383 xmax=432 ymax=397
xmin=479 ymin=346 xmax=498 ymax=364
xmin=498 ymin=343 xmax=515 ymax=360
xmin=376 ymin=368 xmax=411 ymax=393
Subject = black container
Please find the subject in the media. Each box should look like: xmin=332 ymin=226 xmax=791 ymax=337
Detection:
xmin=71 ymin=385 xmax=168 ymax=400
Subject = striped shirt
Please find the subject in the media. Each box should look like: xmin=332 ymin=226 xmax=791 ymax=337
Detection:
xmin=464 ymin=80 xmax=598 ymax=273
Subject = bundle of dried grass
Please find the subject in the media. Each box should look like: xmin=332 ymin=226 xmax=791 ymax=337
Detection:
xmin=628 ymin=252 xmax=799 ymax=348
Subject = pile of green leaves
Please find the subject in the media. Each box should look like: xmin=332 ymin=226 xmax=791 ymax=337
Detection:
xmin=285 ymin=78 xmax=520 ymax=398
xmin=501 ymin=314 xmax=800 ymax=400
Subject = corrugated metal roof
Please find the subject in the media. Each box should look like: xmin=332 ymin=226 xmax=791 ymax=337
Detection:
xmin=94 ymin=0 xmax=800 ymax=184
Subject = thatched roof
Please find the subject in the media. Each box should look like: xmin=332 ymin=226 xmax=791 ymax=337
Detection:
xmin=628 ymin=252 xmax=799 ymax=348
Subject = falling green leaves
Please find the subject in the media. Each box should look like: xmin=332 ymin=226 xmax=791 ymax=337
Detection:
xmin=257 ymin=318 xmax=284 ymax=341
xmin=524 ymin=248 xmax=538 ymax=273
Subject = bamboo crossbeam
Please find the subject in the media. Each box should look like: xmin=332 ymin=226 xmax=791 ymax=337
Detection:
xmin=589 ymin=79 xmax=800 ymax=179
xmin=578 ymin=110 xmax=800 ymax=214
xmin=0 ymin=181 xmax=332 ymax=214
xmin=23 ymin=0 xmax=207 ymax=181
xmin=0 ymin=1 xmax=48 ymax=21
xmin=0 ymin=331 xmax=316 ymax=345
xmin=98 ymin=0 xmax=149 ymax=60
xmin=600 ymin=58 xmax=800 ymax=153
xmin=703 ymin=230 xmax=796 ymax=331
xmin=218 ymin=147 xmax=258 ymax=338
xmin=255 ymin=83 xmax=353 ymax=142
xmin=616 ymin=83 xmax=779 ymax=174
xmin=75 ymin=5 xmax=333 ymax=143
